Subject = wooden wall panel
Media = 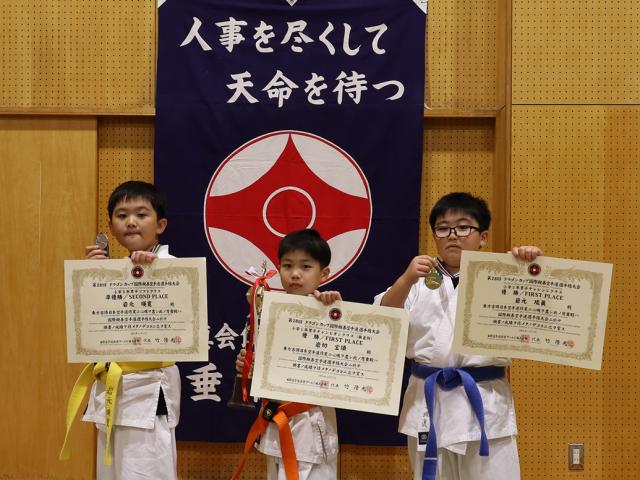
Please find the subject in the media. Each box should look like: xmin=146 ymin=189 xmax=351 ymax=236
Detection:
xmin=511 ymin=106 xmax=640 ymax=479
xmin=0 ymin=0 xmax=155 ymax=114
xmin=513 ymin=1 xmax=640 ymax=104
xmin=422 ymin=118 xmax=496 ymax=254
xmin=97 ymin=117 xmax=155 ymax=258
xmin=178 ymin=442 xmax=265 ymax=480
xmin=427 ymin=0 xmax=500 ymax=109
xmin=339 ymin=445 xmax=410 ymax=479
xmin=0 ymin=116 xmax=98 ymax=479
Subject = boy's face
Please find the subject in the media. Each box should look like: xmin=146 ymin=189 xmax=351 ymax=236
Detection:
xmin=109 ymin=197 xmax=167 ymax=253
xmin=278 ymin=250 xmax=329 ymax=296
xmin=433 ymin=210 xmax=488 ymax=272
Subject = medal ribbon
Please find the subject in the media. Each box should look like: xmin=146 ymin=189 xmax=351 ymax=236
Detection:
xmin=60 ymin=361 xmax=175 ymax=465
xmin=434 ymin=257 xmax=459 ymax=282
xmin=243 ymin=269 xmax=277 ymax=402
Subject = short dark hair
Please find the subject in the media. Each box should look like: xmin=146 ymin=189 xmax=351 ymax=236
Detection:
xmin=277 ymin=229 xmax=331 ymax=268
xmin=428 ymin=192 xmax=491 ymax=232
xmin=107 ymin=181 xmax=167 ymax=220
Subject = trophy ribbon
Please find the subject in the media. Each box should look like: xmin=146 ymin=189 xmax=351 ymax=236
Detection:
xmin=242 ymin=268 xmax=277 ymax=402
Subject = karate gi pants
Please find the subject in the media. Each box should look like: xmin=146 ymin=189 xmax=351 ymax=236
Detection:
xmin=266 ymin=454 xmax=338 ymax=480
xmin=96 ymin=415 xmax=177 ymax=480
xmin=407 ymin=435 xmax=520 ymax=480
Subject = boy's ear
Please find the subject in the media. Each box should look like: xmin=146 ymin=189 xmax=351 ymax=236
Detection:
xmin=156 ymin=218 xmax=168 ymax=235
xmin=320 ymin=266 xmax=330 ymax=282
xmin=479 ymin=230 xmax=489 ymax=247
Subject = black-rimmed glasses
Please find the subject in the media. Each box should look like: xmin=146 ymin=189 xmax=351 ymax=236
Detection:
xmin=433 ymin=225 xmax=481 ymax=238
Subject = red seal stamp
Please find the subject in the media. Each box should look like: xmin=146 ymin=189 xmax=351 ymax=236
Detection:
xmin=171 ymin=336 xmax=182 ymax=344
xmin=520 ymin=334 xmax=530 ymax=344
xmin=528 ymin=263 xmax=541 ymax=276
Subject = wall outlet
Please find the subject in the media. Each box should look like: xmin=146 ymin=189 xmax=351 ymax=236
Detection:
xmin=568 ymin=443 xmax=584 ymax=471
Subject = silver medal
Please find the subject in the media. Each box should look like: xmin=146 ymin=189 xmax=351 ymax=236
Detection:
xmin=95 ymin=232 xmax=110 ymax=257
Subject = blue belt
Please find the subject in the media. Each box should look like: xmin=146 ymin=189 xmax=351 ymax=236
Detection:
xmin=411 ymin=363 xmax=506 ymax=480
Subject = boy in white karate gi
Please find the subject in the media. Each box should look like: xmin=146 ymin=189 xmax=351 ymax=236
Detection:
xmin=61 ymin=181 xmax=181 ymax=480
xmin=376 ymin=192 xmax=542 ymax=480
xmin=233 ymin=229 xmax=340 ymax=480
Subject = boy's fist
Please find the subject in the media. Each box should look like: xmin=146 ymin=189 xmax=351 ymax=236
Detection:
xmin=403 ymin=255 xmax=439 ymax=283
xmin=235 ymin=348 xmax=254 ymax=375
xmin=311 ymin=290 xmax=342 ymax=305
xmin=85 ymin=244 xmax=108 ymax=259
xmin=510 ymin=246 xmax=543 ymax=262
xmin=130 ymin=251 xmax=159 ymax=264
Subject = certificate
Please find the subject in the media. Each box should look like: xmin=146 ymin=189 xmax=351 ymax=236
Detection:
xmin=64 ymin=258 xmax=208 ymax=362
xmin=251 ymin=291 xmax=409 ymax=415
xmin=453 ymin=251 xmax=612 ymax=370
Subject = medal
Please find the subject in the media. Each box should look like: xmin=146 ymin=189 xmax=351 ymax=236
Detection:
xmin=95 ymin=232 xmax=109 ymax=257
xmin=424 ymin=268 xmax=442 ymax=289
xmin=424 ymin=257 xmax=460 ymax=289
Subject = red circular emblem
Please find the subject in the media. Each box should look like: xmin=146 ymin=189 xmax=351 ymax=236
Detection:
xmin=204 ymin=131 xmax=372 ymax=289
xmin=528 ymin=263 xmax=541 ymax=276
xmin=131 ymin=266 xmax=144 ymax=278
xmin=329 ymin=308 xmax=342 ymax=321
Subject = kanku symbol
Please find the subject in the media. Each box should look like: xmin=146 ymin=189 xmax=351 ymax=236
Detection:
xmin=204 ymin=131 xmax=372 ymax=289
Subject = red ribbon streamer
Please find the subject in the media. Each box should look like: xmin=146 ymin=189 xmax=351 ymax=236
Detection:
xmin=242 ymin=269 xmax=277 ymax=401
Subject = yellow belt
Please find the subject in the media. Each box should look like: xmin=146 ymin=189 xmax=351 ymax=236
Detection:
xmin=59 ymin=361 xmax=175 ymax=465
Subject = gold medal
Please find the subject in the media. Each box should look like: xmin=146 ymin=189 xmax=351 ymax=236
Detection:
xmin=424 ymin=268 xmax=442 ymax=289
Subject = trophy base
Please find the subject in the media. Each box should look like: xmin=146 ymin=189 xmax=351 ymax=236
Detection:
xmin=226 ymin=374 xmax=257 ymax=411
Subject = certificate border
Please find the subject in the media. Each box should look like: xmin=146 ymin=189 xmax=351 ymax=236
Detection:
xmin=70 ymin=263 xmax=203 ymax=357
xmin=258 ymin=300 xmax=404 ymax=410
xmin=461 ymin=260 xmax=604 ymax=361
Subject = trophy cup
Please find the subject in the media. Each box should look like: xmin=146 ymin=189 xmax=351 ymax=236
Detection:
xmin=226 ymin=261 xmax=273 ymax=410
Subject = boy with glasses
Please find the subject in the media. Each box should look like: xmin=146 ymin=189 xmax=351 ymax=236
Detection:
xmin=377 ymin=192 xmax=541 ymax=480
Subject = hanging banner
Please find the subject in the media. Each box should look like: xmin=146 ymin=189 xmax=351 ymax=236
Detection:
xmin=155 ymin=0 xmax=425 ymax=444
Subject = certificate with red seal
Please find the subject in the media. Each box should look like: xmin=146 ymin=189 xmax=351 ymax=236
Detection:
xmin=251 ymin=291 xmax=409 ymax=415
xmin=453 ymin=251 xmax=612 ymax=370
xmin=63 ymin=258 xmax=208 ymax=362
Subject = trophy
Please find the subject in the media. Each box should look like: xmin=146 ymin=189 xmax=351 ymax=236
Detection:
xmin=226 ymin=261 xmax=274 ymax=410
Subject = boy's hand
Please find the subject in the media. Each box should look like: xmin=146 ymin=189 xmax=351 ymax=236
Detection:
xmin=311 ymin=290 xmax=342 ymax=305
xmin=235 ymin=348 xmax=254 ymax=375
xmin=402 ymin=255 xmax=439 ymax=283
xmin=510 ymin=246 xmax=543 ymax=262
xmin=381 ymin=256 xmax=437 ymax=308
xmin=85 ymin=244 xmax=108 ymax=260
xmin=130 ymin=251 xmax=159 ymax=264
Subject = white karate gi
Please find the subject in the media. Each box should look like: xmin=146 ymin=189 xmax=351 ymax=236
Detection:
xmin=257 ymin=405 xmax=339 ymax=480
xmin=375 ymin=276 xmax=520 ymax=480
xmin=82 ymin=245 xmax=181 ymax=480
